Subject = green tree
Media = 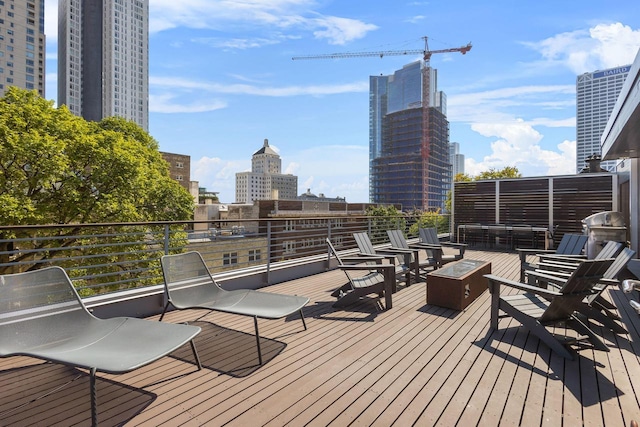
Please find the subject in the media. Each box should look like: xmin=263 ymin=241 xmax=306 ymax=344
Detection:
xmin=0 ymin=88 xmax=193 ymax=225
xmin=475 ymin=166 xmax=521 ymax=180
xmin=0 ymin=88 xmax=193 ymax=288
xmin=445 ymin=167 xmax=522 ymax=212
xmin=366 ymin=205 xmax=405 ymax=243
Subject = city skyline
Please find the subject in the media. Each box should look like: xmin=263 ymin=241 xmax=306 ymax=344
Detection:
xmin=42 ymin=0 xmax=640 ymax=203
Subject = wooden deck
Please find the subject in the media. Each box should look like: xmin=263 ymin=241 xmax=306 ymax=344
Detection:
xmin=2 ymin=249 xmax=640 ymax=426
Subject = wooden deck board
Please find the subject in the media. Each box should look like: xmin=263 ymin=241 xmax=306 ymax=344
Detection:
xmin=2 ymin=249 xmax=640 ymax=426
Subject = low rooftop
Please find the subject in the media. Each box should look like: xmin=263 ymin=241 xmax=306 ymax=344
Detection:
xmin=2 ymin=248 xmax=640 ymax=426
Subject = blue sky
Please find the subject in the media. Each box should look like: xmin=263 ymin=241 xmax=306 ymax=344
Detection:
xmin=44 ymin=0 xmax=640 ymax=204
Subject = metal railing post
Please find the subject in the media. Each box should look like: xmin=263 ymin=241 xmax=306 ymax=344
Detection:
xmin=163 ymin=224 xmax=170 ymax=255
xmin=266 ymin=221 xmax=272 ymax=285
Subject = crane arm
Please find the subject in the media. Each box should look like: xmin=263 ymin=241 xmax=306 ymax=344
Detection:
xmin=292 ymin=42 xmax=472 ymax=61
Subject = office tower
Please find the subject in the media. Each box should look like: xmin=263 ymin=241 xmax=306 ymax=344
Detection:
xmin=58 ymin=0 xmax=149 ymax=130
xmin=369 ymin=61 xmax=450 ymax=211
xmin=235 ymin=139 xmax=298 ymax=203
xmin=0 ymin=0 xmax=46 ymax=96
xmin=450 ymin=142 xmax=465 ymax=177
xmin=576 ymin=65 xmax=630 ymax=172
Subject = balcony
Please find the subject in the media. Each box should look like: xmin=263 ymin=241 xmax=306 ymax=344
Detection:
xmin=1 ymin=219 xmax=640 ymax=425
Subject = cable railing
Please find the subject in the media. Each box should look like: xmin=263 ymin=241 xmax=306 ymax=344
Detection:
xmin=0 ymin=214 xmax=451 ymax=297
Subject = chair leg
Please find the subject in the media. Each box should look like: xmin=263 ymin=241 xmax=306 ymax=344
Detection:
xmin=90 ymin=367 xmax=98 ymax=427
xmin=254 ymin=316 xmax=263 ymax=365
xmin=190 ymin=339 xmax=202 ymax=370
xmin=159 ymin=301 xmax=171 ymax=321
xmin=299 ymin=309 xmax=307 ymax=330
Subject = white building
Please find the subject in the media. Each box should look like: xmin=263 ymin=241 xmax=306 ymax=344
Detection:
xmin=0 ymin=0 xmax=45 ymax=97
xmin=58 ymin=0 xmax=149 ymax=130
xmin=235 ymin=139 xmax=298 ymax=203
xmin=576 ymin=65 xmax=630 ymax=172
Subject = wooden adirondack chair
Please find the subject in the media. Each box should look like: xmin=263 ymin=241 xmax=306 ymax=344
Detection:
xmin=486 ymin=258 xmax=614 ymax=360
xmin=517 ymin=233 xmax=588 ymax=281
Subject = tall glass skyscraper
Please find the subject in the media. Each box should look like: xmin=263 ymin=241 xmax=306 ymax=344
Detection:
xmin=0 ymin=0 xmax=46 ymax=97
xmin=58 ymin=0 xmax=149 ymax=130
xmin=576 ymin=65 xmax=630 ymax=172
xmin=369 ymin=61 xmax=450 ymax=211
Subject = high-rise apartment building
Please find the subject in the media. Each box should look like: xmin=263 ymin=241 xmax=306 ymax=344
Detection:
xmin=0 ymin=0 xmax=46 ymax=97
xmin=450 ymin=142 xmax=464 ymax=177
xmin=576 ymin=65 xmax=630 ymax=172
xmin=235 ymin=139 xmax=298 ymax=203
xmin=58 ymin=0 xmax=149 ymax=130
xmin=369 ymin=61 xmax=450 ymax=211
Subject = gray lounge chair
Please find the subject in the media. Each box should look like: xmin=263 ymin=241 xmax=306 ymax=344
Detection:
xmin=326 ymin=238 xmax=393 ymax=309
xmin=486 ymin=258 xmax=614 ymax=359
xmin=386 ymin=229 xmax=441 ymax=275
xmin=517 ymin=233 xmax=588 ymax=281
xmin=0 ymin=266 xmax=201 ymax=426
xmin=160 ymin=251 xmax=309 ymax=365
xmin=419 ymin=227 xmax=466 ymax=265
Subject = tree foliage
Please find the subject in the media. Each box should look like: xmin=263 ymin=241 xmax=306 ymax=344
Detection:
xmin=0 ymin=87 xmax=193 ymax=226
xmin=365 ymin=205 xmax=405 ymax=243
xmin=0 ymin=88 xmax=193 ymax=288
xmin=474 ymin=166 xmax=521 ymax=180
xmin=445 ymin=167 xmax=522 ymax=212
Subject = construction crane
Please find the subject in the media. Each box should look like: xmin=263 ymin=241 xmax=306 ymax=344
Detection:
xmin=291 ymin=36 xmax=472 ymax=66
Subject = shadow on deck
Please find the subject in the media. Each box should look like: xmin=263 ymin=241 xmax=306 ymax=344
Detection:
xmin=2 ymin=249 xmax=640 ymax=426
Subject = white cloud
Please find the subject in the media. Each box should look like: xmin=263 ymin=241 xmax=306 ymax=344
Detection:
xmin=192 ymin=156 xmax=250 ymax=199
xmin=405 ymin=15 xmax=426 ymax=24
xmin=311 ymin=16 xmax=379 ymax=45
xmin=149 ymin=94 xmax=228 ymax=113
xmin=464 ymin=121 xmax=576 ymax=177
xmin=149 ymin=0 xmax=377 ymax=45
xmin=524 ymin=22 xmax=640 ymax=74
xmin=148 ymin=75 xmax=367 ymax=117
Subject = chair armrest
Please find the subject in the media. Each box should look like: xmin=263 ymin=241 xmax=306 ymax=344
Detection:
xmin=377 ymin=247 xmax=415 ymax=255
xmin=484 ymin=274 xmax=562 ymax=299
xmin=440 ymin=242 xmax=468 ymax=249
xmin=338 ymin=264 xmax=395 ymax=273
xmin=340 ymin=254 xmax=386 ymax=264
xmin=517 ymin=248 xmax=555 ymax=263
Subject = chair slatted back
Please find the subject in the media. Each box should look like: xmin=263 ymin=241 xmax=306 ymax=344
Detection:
xmin=353 ymin=231 xmax=406 ymax=267
xmin=603 ymin=247 xmax=635 ymax=280
xmin=596 ymin=241 xmax=623 ymax=260
xmin=387 ymin=229 xmax=408 ymax=250
xmin=540 ymin=258 xmax=614 ymax=322
xmin=555 ymin=234 xmax=588 ymax=255
xmin=419 ymin=228 xmax=439 ymax=245
xmin=326 ymin=238 xmax=382 ymax=290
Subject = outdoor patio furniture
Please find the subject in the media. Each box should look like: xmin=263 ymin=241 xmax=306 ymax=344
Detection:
xmin=386 ymin=229 xmax=441 ymax=275
xmin=160 ymin=251 xmax=309 ymax=365
xmin=353 ymin=232 xmax=418 ymax=286
xmin=530 ymin=246 xmax=635 ymax=333
xmin=486 ymin=258 xmax=615 ymax=360
xmin=326 ymin=238 xmax=395 ymax=309
xmin=419 ymin=227 xmax=467 ymax=264
xmin=0 ymin=266 xmax=202 ymax=427
xmin=517 ymin=233 xmax=588 ymax=281
xmin=511 ymin=224 xmax=536 ymax=249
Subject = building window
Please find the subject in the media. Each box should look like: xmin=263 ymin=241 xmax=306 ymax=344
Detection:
xmin=223 ymin=252 xmax=238 ymax=266
xmin=176 ymin=161 xmax=184 ymax=168
xmin=282 ymin=241 xmax=295 ymax=255
xmin=248 ymin=250 xmax=261 ymax=262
